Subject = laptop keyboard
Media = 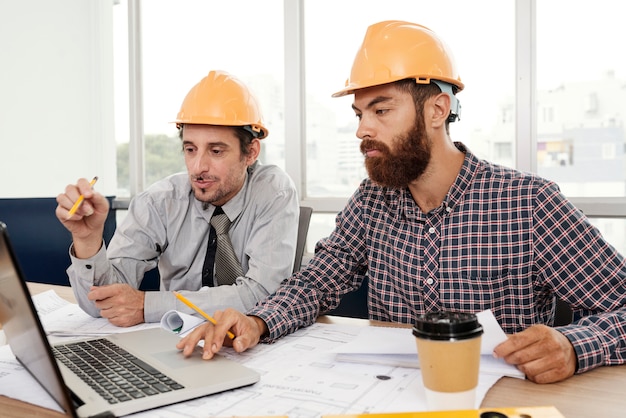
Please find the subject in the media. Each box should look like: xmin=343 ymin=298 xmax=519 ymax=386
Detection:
xmin=53 ymin=338 xmax=185 ymax=404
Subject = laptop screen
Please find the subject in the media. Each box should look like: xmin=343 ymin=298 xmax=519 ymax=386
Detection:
xmin=0 ymin=222 xmax=75 ymax=417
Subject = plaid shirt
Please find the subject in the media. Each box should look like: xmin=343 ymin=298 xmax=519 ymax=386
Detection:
xmin=249 ymin=143 xmax=626 ymax=373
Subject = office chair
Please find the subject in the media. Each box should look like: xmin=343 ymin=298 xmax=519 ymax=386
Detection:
xmin=294 ymin=206 xmax=313 ymax=274
xmin=554 ymin=298 xmax=573 ymax=326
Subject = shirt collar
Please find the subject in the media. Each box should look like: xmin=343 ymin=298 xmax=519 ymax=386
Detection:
xmin=444 ymin=142 xmax=482 ymax=213
xmin=219 ymin=161 xmax=258 ymax=221
xmin=195 ymin=160 xmax=259 ymax=222
xmin=399 ymin=142 xmax=481 ymax=219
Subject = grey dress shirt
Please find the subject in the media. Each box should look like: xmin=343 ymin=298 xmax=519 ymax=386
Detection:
xmin=67 ymin=161 xmax=299 ymax=322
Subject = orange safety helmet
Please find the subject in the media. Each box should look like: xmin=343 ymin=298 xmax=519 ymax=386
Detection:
xmin=332 ymin=21 xmax=463 ymax=121
xmin=175 ymin=70 xmax=269 ymax=139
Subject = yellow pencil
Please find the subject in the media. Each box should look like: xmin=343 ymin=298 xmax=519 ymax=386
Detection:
xmin=66 ymin=176 xmax=98 ymax=220
xmin=173 ymin=291 xmax=235 ymax=339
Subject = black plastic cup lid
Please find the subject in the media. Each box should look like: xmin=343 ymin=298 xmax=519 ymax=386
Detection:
xmin=412 ymin=311 xmax=483 ymax=341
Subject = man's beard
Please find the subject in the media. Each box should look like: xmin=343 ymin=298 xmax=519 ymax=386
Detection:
xmin=189 ymin=175 xmax=228 ymax=210
xmin=197 ymin=187 xmax=229 ymax=211
xmin=360 ymin=122 xmax=431 ymax=189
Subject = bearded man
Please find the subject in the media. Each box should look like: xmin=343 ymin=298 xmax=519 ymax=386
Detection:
xmin=177 ymin=21 xmax=626 ymax=386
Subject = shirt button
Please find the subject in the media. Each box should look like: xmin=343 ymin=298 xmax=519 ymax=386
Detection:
xmin=446 ymin=206 xmax=452 ymax=212
xmin=426 ymin=278 xmax=434 ymax=285
xmin=86 ymin=264 xmax=92 ymax=270
xmin=428 ymin=227 xmax=436 ymax=234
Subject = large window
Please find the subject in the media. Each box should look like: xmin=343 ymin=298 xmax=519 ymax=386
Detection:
xmin=3 ymin=2 xmax=625 ymax=257
xmin=110 ymin=0 xmax=626 ymax=254
xmin=114 ymin=0 xmax=285 ymax=196
xmin=536 ymin=0 xmax=626 ymax=252
xmin=302 ymin=0 xmax=516 ymax=242
xmin=535 ymin=0 xmax=626 ymax=197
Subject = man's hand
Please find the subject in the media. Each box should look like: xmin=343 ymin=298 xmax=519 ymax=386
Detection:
xmin=176 ymin=308 xmax=267 ymax=360
xmin=56 ymin=177 xmax=110 ymax=258
xmin=88 ymin=284 xmax=145 ymax=327
xmin=493 ymin=324 xmax=577 ymax=383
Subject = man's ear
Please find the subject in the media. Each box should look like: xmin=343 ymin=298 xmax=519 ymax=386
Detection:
xmin=430 ymin=93 xmax=452 ymax=128
xmin=246 ymin=138 xmax=261 ymax=165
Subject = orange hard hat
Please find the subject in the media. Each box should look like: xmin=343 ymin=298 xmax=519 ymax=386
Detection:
xmin=175 ymin=70 xmax=269 ymax=139
xmin=332 ymin=20 xmax=464 ymax=98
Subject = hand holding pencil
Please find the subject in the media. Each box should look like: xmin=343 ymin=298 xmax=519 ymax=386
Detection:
xmin=56 ymin=176 xmax=111 ymax=259
xmin=173 ymin=291 xmax=235 ymax=339
xmin=66 ymin=176 xmax=99 ymax=220
xmin=175 ymin=299 xmax=267 ymax=360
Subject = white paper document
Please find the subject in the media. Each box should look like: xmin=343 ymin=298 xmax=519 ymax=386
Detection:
xmin=0 ymin=291 xmax=516 ymax=417
xmin=32 ymin=290 xmax=159 ymax=341
xmin=332 ymin=310 xmax=525 ymax=379
xmin=127 ymin=322 xmax=503 ymax=418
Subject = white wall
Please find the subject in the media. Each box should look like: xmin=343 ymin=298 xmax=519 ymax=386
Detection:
xmin=0 ymin=0 xmax=116 ymax=197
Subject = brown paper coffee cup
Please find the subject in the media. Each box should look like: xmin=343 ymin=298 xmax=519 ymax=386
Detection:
xmin=413 ymin=311 xmax=483 ymax=411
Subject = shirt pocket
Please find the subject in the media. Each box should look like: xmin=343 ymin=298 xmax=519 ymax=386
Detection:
xmin=439 ymin=269 xmax=529 ymax=334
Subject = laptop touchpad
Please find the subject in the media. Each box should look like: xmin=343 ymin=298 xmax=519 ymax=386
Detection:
xmin=151 ymin=349 xmax=204 ymax=369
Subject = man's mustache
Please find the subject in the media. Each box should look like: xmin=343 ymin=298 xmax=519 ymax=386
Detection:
xmin=192 ymin=175 xmax=219 ymax=181
xmin=360 ymin=138 xmax=390 ymax=156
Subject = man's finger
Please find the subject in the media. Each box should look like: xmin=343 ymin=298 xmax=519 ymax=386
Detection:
xmin=494 ymin=327 xmax=541 ymax=359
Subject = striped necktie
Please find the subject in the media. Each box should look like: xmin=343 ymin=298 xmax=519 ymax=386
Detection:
xmin=210 ymin=209 xmax=243 ymax=285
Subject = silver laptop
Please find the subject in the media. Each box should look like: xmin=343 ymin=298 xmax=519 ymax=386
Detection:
xmin=0 ymin=221 xmax=259 ymax=417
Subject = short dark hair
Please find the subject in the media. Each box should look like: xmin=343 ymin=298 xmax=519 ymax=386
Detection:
xmin=394 ymin=79 xmax=452 ymax=135
xmin=177 ymin=124 xmax=255 ymax=157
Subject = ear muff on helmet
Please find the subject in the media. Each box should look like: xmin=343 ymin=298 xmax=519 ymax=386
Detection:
xmin=432 ymin=80 xmax=462 ymax=122
xmin=175 ymin=70 xmax=269 ymax=139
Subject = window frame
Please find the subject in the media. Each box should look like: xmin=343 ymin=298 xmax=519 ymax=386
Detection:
xmin=116 ymin=0 xmax=626 ymax=219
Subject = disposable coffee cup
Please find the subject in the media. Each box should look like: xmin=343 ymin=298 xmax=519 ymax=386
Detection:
xmin=413 ymin=311 xmax=483 ymax=411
